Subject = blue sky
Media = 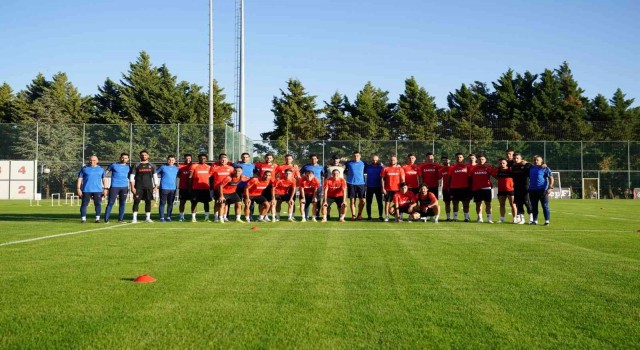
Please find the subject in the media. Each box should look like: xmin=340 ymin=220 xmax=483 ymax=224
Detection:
xmin=1 ymin=0 xmax=639 ymax=139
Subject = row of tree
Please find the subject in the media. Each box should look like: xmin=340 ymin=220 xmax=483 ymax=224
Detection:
xmin=0 ymin=51 xmax=234 ymax=126
xmin=0 ymin=53 xmax=638 ymax=144
xmin=264 ymin=62 xmax=639 ymax=142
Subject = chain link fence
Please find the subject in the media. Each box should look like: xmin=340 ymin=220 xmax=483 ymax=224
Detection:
xmin=1 ymin=123 xmax=638 ymax=199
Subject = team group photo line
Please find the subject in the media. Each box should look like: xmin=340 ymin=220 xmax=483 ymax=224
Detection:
xmin=76 ymin=148 xmax=554 ymax=225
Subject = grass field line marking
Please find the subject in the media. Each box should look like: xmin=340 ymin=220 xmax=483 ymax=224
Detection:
xmin=0 ymin=223 xmax=132 ymax=247
xmin=116 ymin=227 xmax=633 ymax=233
xmin=553 ymin=210 xmax=636 ymax=222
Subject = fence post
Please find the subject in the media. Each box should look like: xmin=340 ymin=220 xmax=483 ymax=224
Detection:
xmin=580 ymin=141 xmax=584 ymax=186
xmin=82 ymin=123 xmax=86 ymax=162
xmin=543 ymin=141 xmax=547 ymax=161
xmin=177 ymin=123 xmax=181 ymax=156
xmin=35 ymin=122 xmax=39 ymax=162
xmin=129 ymin=124 xmax=133 ymax=161
xmin=432 ymin=140 xmax=435 ymax=154
xmin=322 ymin=141 xmax=325 ymax=167
xmin=395 ymin=140 xmax=398 ymax=156
xmin=628 ymin=140 xmax=632 ymax=191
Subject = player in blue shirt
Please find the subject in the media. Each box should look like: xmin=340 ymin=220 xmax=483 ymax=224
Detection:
xmin=364 ymin=154 xmax=385 ymax=221
xmin=528 ymin=155 xmax=554 ymax=226
xmin=156 ymin=155 xmax=179 ymax=222
xmin=234 ymin=152 xmax=256 ymax=216
xmin=77 ymin=155 xmax=107 ymax=223
xmin=344 ymin=151 xmax=366 ymax=220
xmin=300 ymin=154 xmax=325 ymax=219
xmin=104 ymin=153 xmax=131 ymax=223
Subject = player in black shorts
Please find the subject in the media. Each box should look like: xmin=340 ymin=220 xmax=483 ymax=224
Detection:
xmin=129 ymin=150 xmax=157 ymax=223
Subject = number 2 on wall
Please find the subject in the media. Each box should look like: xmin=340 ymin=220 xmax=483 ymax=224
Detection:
xmin=18 ymin=185 xmax=26 ymax=194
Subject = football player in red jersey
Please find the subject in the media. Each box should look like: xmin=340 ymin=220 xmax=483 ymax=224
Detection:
xmin=217 ymin=166 xmax=249 ymax=223
xmin=493 ymin=158 xmax=517 ymax=223
xmin=177 ymin=154 xmax=193 ymax=222
xmin=244 ymin=170 xmax=274 ymax=222
xmin=439 ymin=156 xmax=452 ymax=221
xmin=321 ymin=169 xmax=347 ymax=222
xmin=390 ymin=183 xmax=417 ymax=222
xmin=449 ymin=153 xmax=472 ymax=222
xmin=273 ymin=168 xmax=298 ymax=221
xmin=412 ymin=184 xmax=440 ymax=223
xmin=419 ymin=152 xmax=441 ymax=195
xmin=298 ymin=169 xmax=320 ymax=222
xmin=380 ymin=156 xmax=405 ymax=222
xmin=402 ymin=154 xmax=421 ymax=194
xmin=210 ymin=153 xmax=234 ymax=222
xmin=470 ymin=155 xmax=494 ymax=223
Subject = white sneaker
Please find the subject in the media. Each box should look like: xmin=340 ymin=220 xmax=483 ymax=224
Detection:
xmin=271 ymin=218 xmax=276 ymax=223
xmin=192 ymin=218 xmax=197 ymax=223
xmin=434 ymin=218 xmax=438 ymax=223
xmin=301 ymin=217 xmax=307 ymax=222
xmin=477 ymin=218 xmax=483 ymax=223
xmin=487 ymin=220 xmax=494 ymax=224
xmin=145 ymin=218 xmax=153 ymax=223
xmin=131 ymin=219 xmax=138 ymax=224
xmin=518 ymin=219 xmax=525 ymax=225
xmin=288 ymin=217 xmax=296 ymax=222
xmin=214 ymin=218 xmax=219 ymax=223
xmin=219 ymin=219 xmax=225 ymax=224
xmin=236 ymin=218 xmax=244 ymax=223
xmin=311 ymin=217 xmax=317 ymax=222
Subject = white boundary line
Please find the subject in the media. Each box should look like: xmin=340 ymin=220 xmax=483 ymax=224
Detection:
xmin=0 ymin=223 xmax=132 ymax=247
xmin=116 ymin=227 xmax=634 ymax=233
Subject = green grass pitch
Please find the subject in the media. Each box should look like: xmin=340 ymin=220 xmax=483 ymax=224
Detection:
xmin=0 ymin=200 xmax=639 ymax=348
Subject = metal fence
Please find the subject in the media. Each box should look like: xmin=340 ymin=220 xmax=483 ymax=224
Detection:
xmin=1 ymin=123 xmax=638 ymax=199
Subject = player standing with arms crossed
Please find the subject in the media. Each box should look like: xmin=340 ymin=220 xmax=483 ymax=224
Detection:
xmin=156 ymin=155 xmax=179 ymax=222
xmin=77 ymin=155 xmax=107 ymax=223
xmin=104 ymin=153 xmax=130 ymax=223
xmin=129 ymin=150 xmax=158 ymax=223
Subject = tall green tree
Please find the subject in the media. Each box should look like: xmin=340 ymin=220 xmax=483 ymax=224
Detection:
xmin=119 ymin=51 xmax=161 ymax=123
xmin=93 ymin=78 xmax=125 ymax=124
xmin=0 ymin=83 xmax=13 ymax=123
xmin=323 ymin=91 xmax=352 ymax=140
xmin=395 ymin=76 xmax=438 ymax=140
xmin=262 ymin=78 xmax=324 ymax=141
xmin=351 ymin=81 xmax=394 ymax=140
xmin=447 ymin=82 xmax=493 ymax=142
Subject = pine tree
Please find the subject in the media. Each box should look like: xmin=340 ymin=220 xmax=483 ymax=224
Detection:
xmin=396 ymin=76 xmax=438 ymax=140
xmin=351 ymin=82 xmax=394 ymax=140
xmin=94 ymin=78 xmax=126 ymax=124
xmin=447 ymin=82 xmax=492 ymax=142
xmin=119 ymin=51 xmax=161 ymax=123
xmin=323 ymin=91 xmax=351 ymax=140
xmin=0 ymin=83 xmax=13 ymax=123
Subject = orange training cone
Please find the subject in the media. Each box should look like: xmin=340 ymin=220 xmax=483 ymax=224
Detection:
xmin=251 ymin=226 xmax=259 ymax=231
xmin=134 ymin=274 xmax=156 ymax=283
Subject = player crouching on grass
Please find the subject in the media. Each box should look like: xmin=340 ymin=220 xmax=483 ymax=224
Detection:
xmin=244 ymin=170 xmax=274 ymax=222
xmin=389 ymin=183 xmax=417 ymax=222
xmin=298 ymin=169 xmax=320 ymax=222
xmin=321 ymin=169 xmax=347 ymax=222
xmin=217 ymin=166 xmax=249 ymax=223
xmin=412 ymin=184 xmax=440 ymax=223
xmin=273 ymin=168 xmax=298 ymax=222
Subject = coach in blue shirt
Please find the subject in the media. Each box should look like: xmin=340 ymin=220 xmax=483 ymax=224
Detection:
xmin=157 ymin=155 xmax=179 ymax=222
xmin=77 ymin=155 xmax=107 ymax=223
xmin=344 ymin=151 xmax=366 ymax=220
xmin=104 ymin=153 xmax=131 ymax=223
xmin=528 ymin=155 xmax=554 ymax=226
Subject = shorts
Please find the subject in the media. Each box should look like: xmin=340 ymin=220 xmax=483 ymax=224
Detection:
xmin=451 ymin=188 xmax=471 ymax=202
xmin=428 ymin=187 xmax=439 ymax=196
xmin=236 ymin=186 xmax=246 ymax=197
xmin=275 ymin=192 xmax=295 ymax=202
xmin=212 ymin=189 xmax=222 ymax=201
xmin=179 ymin=188 xmax=192 ymax=201
xmin=419 ymin=206 xmax=436 ymax=217
xmin=396 ymin=205 xmax=413 ymax=214
xmin=498 ymin=191 xmax=514 ymax=197
xmin=192 ymin=189 xmax=212 ymax=203
xmin=134 ymin=188 xmax=154 ymax=201
xmin=347 ymin=184 xmax=366 ymax=199
xmin=326 ymin=196 xmax=344 ymax=208
xmin=441 ymin=189 xmax=451 ymax=201
xmin=473 ymin=189 xmax=492 ymax=203
xmin=223 ymin=193 xmax=242 ymax=204
xmin=108 ymin=187 xmax=128 ymax=202
xmin=302 ymin=193 xmax=317 ymax=203
xmin=249 ymin=195 xmax=268 ymax=204
xmin=384 ymin=190 xmax=397 ymax=202
xmin=409 ymin=188 xmax=419 ymax=195
xmin=263 ymin=184 xmax=273 ymax=201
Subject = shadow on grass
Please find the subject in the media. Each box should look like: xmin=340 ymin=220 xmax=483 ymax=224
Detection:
xmin=120 ymin=278 xmax=136 ymax=282
xmin=0 ymin=213 xmax=89 ymax=222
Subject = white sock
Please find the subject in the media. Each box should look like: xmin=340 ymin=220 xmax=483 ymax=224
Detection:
xmin=434 ymin=215 xmax=439 ymax=222
xmin=214 ymin=214 xmax=219 ymax=220
xmin=133 ymin=212 xmax=138 ymax=220
xmin=245 ymin=215 xmax=251 ymax=221
xmin=146 ymin=212 xmax=150 ymax=219
xmin=464 ymin=213 xmax=470 ymax=220
xmin=487 ymin=214 xmax=492 ymax=221
xmin=192 ymin=213 xmax=196 ymax=219
xmin=453 ymin=213 xmax=458 ymax=219
xmin=81 ymin=216 xmax=86 ymax=221
xmin=258 ymin=215 xmax=264 ymax=220
xmin=339 ymin=214 xmax=345 ymax=219
xmin=500 ymin=216 xmax=505 ymax=221
xmin=179 ymin=212 xmax=184 ymax=218
xmin=205 ymin=213 xmax=210 ymax=219
xmin=96 ymin=215 xmax=100 ymax=220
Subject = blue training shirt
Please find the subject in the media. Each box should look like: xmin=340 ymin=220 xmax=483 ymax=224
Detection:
xmin=234 ymin=162 xmax=256 ymax=189
xmin=528 ymin=166 xmax=553 ymax=190
xmin=157 ymin=164 xmax=179 ymax=190
xmin=107 ymin=163 xmax=131 ymax=188
xmin=365 ymin=163 xmax=384 ymax=188
xmin=78 ymin=165 xmax=105 ymax=192
xmin=344 ymin=160 xmax=366 ymax=185
xmin=300 ymin=164 xmax=325 ymax=184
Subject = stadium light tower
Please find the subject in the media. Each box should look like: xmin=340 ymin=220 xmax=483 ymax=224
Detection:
xmin=208 ymin=0 xmax=215 ymax=159
xmin=239 ymin=0 xmax=245 ymax=139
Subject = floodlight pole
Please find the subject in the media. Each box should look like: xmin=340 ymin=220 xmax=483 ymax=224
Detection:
xmin=208 ymin=0 xmax=215 ymax=159
xmin=239 ymin=0 xmax=245 ymax=143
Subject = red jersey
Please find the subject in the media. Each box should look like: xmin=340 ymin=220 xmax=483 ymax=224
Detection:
xmin=255 ymin=162 xmax=278 ymax=177
xmin=417 ymin=192 xmax=438 ymax=209
xmin=402 ymin=164 xmax=420 ymax=189
xmin=492 ymin=167 xmax=514 ymax=192
xmin=190 ymin=163 xmax=211 ymax=190
xmin=221 ymin=175 xmax=250 ymax=194
xmin=299 ymin=176 xmax=320 ymax=195
xmin=274 ymin=178 xmax=296 ymax=195
xmin=470 ymin=164 xmax=494 ymax=191
xmin=439 ymin=166 xmax=451 ymax=190
xmin=275 ymin=164 xmax=300 ymax=179
xmin=449 ymin=163 xmax=470 ymax=189
xmin=210 ymin=164 xmax=234 ymax=190
xmin=178 ymin=163 xmax=193 ymax=189
xmin=381 ymin=166 xmax=405 ymax=191
xmin=420 ymin=162 xmax=441 ymax=188
xmin=245 ymin=178 xmax=272 ymax=197
xmin=393 ymin=191 xmax=416 ymax=208
xmin=324 ymin=177 xmax=346 ymax=198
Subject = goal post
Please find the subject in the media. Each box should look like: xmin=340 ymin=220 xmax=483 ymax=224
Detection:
xmin=582 ymin=178 xmax=600 ymax=199
xmin=549 ymin=171 xmax=570 ymax=199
